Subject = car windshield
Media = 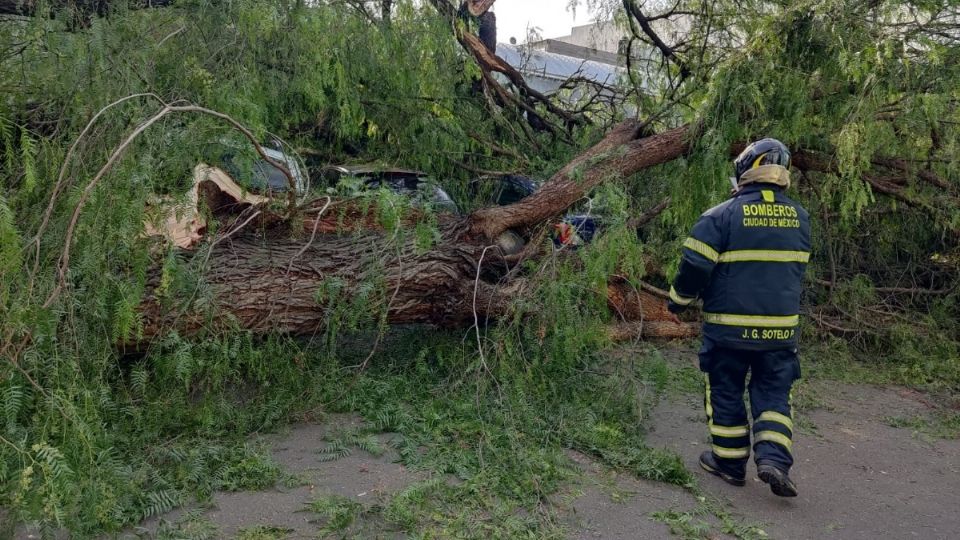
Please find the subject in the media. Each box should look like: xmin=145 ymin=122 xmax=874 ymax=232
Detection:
xmin=493 ymin=175 xmax=539 ymax=206
xmin=326 ymin=168 xmax=460 ymax=214
xmin=224 ymin=147 xmax=306 ymax=195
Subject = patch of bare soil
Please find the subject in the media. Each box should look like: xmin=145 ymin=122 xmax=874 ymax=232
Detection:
xmin=644 ymin=378 xmax=960 ymax=539
xmin=127 ymin=414 xmax=424 ymax=539
xmin=557 ymin=450 xmax=699 ymax=540
xmin=90 ymin=363 xmax=959 ymax=540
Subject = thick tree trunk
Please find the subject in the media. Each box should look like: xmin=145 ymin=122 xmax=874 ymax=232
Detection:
xmin=136 ymin=216 xmax=696 ymax=343
xmin=137 ymin=222 xmax=489 ymax=341
xmin=133 ymin=124 xmax=699 ymax=345
xmin=464 ymin=0 xmax=496 ymax=17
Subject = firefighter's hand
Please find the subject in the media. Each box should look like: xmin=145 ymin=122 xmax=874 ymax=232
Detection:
xmin=667 ymin=300 xmax=688 ymax=315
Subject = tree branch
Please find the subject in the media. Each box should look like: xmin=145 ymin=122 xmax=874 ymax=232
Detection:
xmin=468 ymin=123 xmax=693 ymax=240
xmin=623 ymin=0 xmax=692 ymax=80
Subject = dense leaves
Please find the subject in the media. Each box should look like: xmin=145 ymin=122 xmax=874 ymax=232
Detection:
xmin=0 ymin=0 xmax=958 ymax=535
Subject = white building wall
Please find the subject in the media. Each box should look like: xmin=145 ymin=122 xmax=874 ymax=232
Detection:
xmin=557 ymin=21 xmax=627 ymax=54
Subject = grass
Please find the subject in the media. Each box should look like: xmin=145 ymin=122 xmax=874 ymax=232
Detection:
xmin=885 ymin=411 xmax=960 ymax=440
xmin=235 ymin=525 xmax=295 ymax=539
xmin=97 ymin=329 xmax=699 ymax=538
xmin=652 ymin=493 xmax=769 ymax=540
xmin=275 ymin=339 xmax=795 ymax=539
xmin=801 ymin=333 xmax=960 ymax=395
xmin=150 ymin=511 xmax=220 ymax=540
xmin=304 ymin=495 xmax=367 ymax=536
xmin=18 ymin=322 xmax=953 ymax=538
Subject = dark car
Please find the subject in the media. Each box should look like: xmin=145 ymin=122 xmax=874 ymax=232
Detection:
xmin=487 ymin=174 xmax=541 ymax=206
xmin=321 ymin=165 xmax=460 ymax=214
xmin=478 ymin=174 xmax=603 ymax=247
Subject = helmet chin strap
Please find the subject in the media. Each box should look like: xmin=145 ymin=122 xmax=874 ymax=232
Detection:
xmin=737 ymin=165 xmax=791 ymax=190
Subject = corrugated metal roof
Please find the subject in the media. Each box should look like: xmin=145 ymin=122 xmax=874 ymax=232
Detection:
xmin=496 ymin=43 xmax=626 ymax=87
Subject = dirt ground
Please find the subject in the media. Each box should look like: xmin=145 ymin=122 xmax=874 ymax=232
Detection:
xmin=645 ymin=381 xmax=960 ymax=539
xmin=15 ymin=354 xmax=959 ymax=539
xmin=141 ymin=373 xmax=959 ymax=539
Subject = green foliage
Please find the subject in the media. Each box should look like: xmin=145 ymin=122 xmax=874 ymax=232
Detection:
xmin=1 ymin=0 xmax=958 ymax=537
xmin=886 ymin=410 xmax=960 ymax=440
xmin=304 ymin=495 xmax=366 ymax=535
xmin=626 ymin=0 xmax=960 ymax=380
xmin=235 ymin=525 xmax=294 ymax=540
xmin=0 ymin=195 xmax=22 ymax=306
xmin=653 ymin=498 xmax=769 ymax=540
xmin=152 ymin=511 xmax=221 ymax=540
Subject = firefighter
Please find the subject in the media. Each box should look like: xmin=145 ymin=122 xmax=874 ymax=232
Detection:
xmin=667 ymin=138 xmax=810 ymax=497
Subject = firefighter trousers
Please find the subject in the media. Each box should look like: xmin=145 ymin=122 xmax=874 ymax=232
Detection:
xmin=699 ymin=344 xmax=801 ymax=478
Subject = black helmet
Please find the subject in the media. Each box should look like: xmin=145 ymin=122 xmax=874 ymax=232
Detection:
xmin=734 ymin=138 xmax=791 ymax=181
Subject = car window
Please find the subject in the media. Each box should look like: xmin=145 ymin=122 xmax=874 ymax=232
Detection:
xmin=320 ymin=168 xmax=343 ymax=186
xmin=496 ymin=182 xmax=531 ymax=205
xmin=251 ymin=160 xmax=292 ymax=192
xmin=223 ymin=148 xmax=305 ymax=195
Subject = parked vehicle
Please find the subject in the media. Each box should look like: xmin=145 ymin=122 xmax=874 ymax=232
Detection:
xmin=220 ymin=145 xmax=309 ymax=196
xmin=486 ymin=174 xmax=541 ymax=206
xmin=321 ymin=165 xmax=460 ymax=214
xmin=478 ymin=174 xmax=603 ymax=247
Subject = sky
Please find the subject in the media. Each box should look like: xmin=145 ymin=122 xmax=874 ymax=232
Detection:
xmin=490 ymin=1 xmax=598 ymax=44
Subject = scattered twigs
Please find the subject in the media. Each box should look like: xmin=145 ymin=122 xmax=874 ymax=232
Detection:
xmin=623 ymin=0 xmax=691 ymax=81
xmin=286 ymin=196 xmax=333 ymax=275
xmin=638 ymin=281 xmax=671 ymax=300
xmin=466 ymin=131 xmax=528 ymax=162
xmin=428 ymin=0 xmax=589 ymax=137
xmin=29 ymin=93 xmax=163 ymax=284
xmin=156 ymin=24 xmax=185 ymax=48
xmin=810 ymin=277 xmax=952 ymax=296
xmin=873 ymin=157 xmax=953 ymax=192
xmin=805 ymin=309 xmax=864 ymax=336
xmin=473 ymin=245 xmax=498 ymax=375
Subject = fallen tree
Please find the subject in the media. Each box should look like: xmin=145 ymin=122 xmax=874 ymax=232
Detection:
xmin=3 ymin=1 xmax=959 ymax=534
xmin=132 ymin=120 xmax=699 ymax=346
xmin=49 ymin=0 xmax=959 ymax=350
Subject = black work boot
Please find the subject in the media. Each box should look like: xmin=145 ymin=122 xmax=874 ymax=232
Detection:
xmin=698 ymin=451 xmax=746 ymax=487
xmin=757 ymin=463 xmax=798 ymax=497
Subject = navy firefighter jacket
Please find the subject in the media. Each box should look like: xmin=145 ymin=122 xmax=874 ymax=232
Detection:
xmin=670 ymin=183 xmax=811 ymax=350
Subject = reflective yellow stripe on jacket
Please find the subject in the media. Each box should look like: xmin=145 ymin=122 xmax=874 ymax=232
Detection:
xmin=669 ymin=286 xmax=696 ymax=306
xmin=683 ymin=240 xmax=809 ymax=266
xmin=683 ymin=237 xmax=719 ymax=262
xmin=703 ymin=313 xmax=800 ymax=328
xmin=717 ymin=250 xmax=810 ymax=264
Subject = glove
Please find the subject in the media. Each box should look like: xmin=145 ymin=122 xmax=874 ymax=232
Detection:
xmin=667 ymin=300 xmax=688 ymax=315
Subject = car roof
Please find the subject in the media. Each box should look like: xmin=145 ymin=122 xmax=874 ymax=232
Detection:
xmin=324 ymin=164 xmax=427 ymax=176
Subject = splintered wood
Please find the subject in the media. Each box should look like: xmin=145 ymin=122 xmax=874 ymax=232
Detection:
xmin=144 ymin=164 xmax=268 ymax=249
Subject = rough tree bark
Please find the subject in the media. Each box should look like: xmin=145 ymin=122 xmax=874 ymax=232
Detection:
xmin=120 ymin=0 xmax=700 ymax=345
xmin=470 ymin=123 xmax=691 ymax=240
xmin=133 ymin=123 xmax=701 ymax=345
xmin=464 ymin=0 xmax=496 ymax=17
